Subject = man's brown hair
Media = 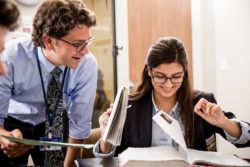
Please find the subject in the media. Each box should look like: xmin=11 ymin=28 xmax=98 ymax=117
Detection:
xmin=32 ymin=0 xmax=96 ymax=47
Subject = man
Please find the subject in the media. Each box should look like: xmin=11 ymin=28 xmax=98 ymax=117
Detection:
xmin=0 ymin=0 xmax=97 ymax=166
xmin=0 ymin=0 xmax=20 ymax=75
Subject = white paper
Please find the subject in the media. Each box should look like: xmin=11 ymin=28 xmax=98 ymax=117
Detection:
xmin=216 ymin=133 xmax=250 ymax=159
xmin=0 ymin=135 xmax=93 ymax=149
xmin=188 ymin=149 xmax=250 ymax=166
xmin=152 ymin=111 xmax=188 ymax=153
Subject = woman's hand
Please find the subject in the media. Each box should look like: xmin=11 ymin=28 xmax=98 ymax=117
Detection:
xmin=194 ymin=98 xmax=226 ymax=128
xmin=0 ymin=129 xmax=33 ymax=158
xmin=99 ymin=106 xmax=112 ymax=137
xmin=194 ymin=98 xmax=241 ymax=138
xmin=98 ymin=105 xmax=113 ymax=153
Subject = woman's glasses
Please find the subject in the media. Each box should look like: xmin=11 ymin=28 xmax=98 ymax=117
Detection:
xmin=150 ymin=69 xmax=184 ymax=84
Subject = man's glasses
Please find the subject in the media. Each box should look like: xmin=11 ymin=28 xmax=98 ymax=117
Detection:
xmin=58 ymin=36 xmax=95 ymax=52
xmin=150 ymin=70 xmax=184 ymax=84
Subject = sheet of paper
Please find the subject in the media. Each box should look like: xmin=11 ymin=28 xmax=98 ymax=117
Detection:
xmin=188 ymin=149 xmax=250 ymax=166
xmin=0 ymin=135 xmax=93 ymax=149
xmin=216 ymin=133 xmax=250 ymax=159
xmin=152 ymin=111 xmax=188 ymax=153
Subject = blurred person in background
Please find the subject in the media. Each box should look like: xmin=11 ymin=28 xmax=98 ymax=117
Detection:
xmin=0 ymin=0 xmax=20 ymax=75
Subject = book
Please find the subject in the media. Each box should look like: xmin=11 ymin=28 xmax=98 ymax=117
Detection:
xmin=102 ymin=85 xmax=129 ymax=146
xmin=118 ymin=146 xmax=250 ymax=167
xmin=0 ymin=135 xmax=94 ymax=149
xmin=118 ymin=111 xmax=250 ymax=167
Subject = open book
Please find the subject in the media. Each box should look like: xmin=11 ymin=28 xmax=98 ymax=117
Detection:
xmin=102 ymin=85 xmax=129 ymax=146
xmin=118 ymin=111 xmax=250 ymax=167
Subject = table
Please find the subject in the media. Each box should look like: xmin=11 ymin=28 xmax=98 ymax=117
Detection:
xmin=75 ymin=157 xmax=118 ymax=167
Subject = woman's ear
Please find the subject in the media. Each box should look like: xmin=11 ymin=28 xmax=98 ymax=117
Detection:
xmin=147 ymin=66 xmax=152 ymax=76
xmin=43 ymin=35 xmax=54 ymax=50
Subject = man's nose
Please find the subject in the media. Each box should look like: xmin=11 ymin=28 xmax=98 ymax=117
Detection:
xmin=79 ymin=46 xmax=89 ymax=56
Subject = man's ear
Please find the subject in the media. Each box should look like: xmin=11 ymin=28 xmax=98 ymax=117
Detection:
xmin=43 ymin=35 xmax=54 ymax=50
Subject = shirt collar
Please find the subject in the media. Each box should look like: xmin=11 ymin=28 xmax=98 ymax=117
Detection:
xmin=152 ymin=91 xmax=159 ymax=114
xmin=151 ymin=91 xmax=180 ymax=118
xmin=37 ymin=47 xmax=65 ymax=73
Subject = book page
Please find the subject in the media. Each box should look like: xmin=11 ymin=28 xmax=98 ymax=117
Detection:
xmin=102 ymin=86 xmax=123 ymax=142
xmin=102 ymin=85 xmax=129 ymax=146
xmin=0 ymin=135 xmax=93 ymax=149
xmin=152 ymin=111 xmax=188 ymax=155
xmin=116 ymin=88 xmax=129 ymax=144
xmin=216 ymin=133 xmax=250 ymax=159
xmin=188 ymin=149 xmax=250 ymax=166
xmin=119 ymin=146 xmax=189 ymax=167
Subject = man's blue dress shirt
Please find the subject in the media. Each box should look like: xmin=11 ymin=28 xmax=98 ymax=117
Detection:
xmin=0 ymin=38 xmax=98 ymax=139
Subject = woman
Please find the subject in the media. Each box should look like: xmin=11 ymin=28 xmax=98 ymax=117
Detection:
xmin=93 ymin=36 xmax=250 ymax=157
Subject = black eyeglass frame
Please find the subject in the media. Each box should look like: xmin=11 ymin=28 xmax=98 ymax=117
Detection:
xmin=150 ymin=68 xmax=185 ymax=84
xmin=58 ymin=36 xmax=95 ymax=52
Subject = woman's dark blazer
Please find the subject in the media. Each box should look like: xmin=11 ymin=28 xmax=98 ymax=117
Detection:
xmin=115 ymin=91 xmax=250 ymax=156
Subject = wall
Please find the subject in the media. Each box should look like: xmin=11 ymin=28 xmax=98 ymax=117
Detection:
xmin=8 ymin=1 xmax=40 ymax=40
xmin=192 ymin=0 xmax=250 ymax=122
xmin=114 ymin=0 xmax=130 ymax=88
xmin=215 ymin=0 xmax=250 ymax=122
xmin=84 ymin=0 xmax=115 ymax=101
xmin=127 ymin=0 xmax=193 ymax=87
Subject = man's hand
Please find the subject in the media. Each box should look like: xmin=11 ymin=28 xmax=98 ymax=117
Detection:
xmin=0 ymin=129 xmax=33 ymax=158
